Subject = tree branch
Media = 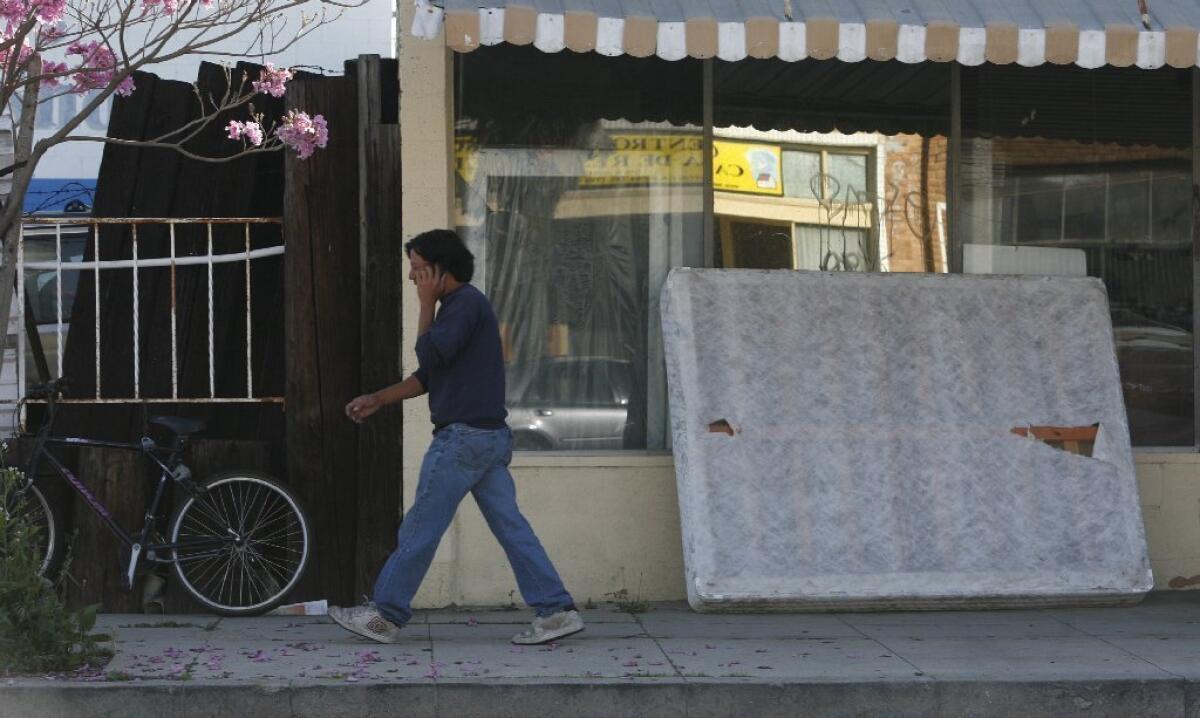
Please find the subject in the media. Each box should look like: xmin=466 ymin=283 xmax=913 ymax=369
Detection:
xmin=58 ymin=133 xmax=286 ymax=162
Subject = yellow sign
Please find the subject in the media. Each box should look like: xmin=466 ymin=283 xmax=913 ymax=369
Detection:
xmin=712 ymin=141 xmax=782 ymax=196
xmin=455 ymin=136 xmax=479 ymax=184
xmin=579 ymin=134 xmax=704 ymax=187
xmin=454 ymin=134 xmax=783 ymax=196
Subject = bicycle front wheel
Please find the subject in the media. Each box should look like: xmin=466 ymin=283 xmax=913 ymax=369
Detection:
xmin=2 ymin=480 xmax=61 ymax=577
xmin=169 ymin=471 xmax=311 ymax=616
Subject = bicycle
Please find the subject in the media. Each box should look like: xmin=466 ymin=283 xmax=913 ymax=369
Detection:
xmin=1 ymin=377 xmax=312 ymax=616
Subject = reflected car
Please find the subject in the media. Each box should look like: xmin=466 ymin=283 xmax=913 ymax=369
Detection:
xmin=21 ymin=214 xmax=89 ymax=382
xmin=1111 ymin=313 xmax=1193 ymax=447
xmin=506 ymin=357 xmax=633 ymax=451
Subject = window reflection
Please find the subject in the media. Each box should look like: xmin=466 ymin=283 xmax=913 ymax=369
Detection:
xmin=455 ymin=47 xmax=703 ymax=451
xmin=962 ymin=65 xmax=1193 ymax=446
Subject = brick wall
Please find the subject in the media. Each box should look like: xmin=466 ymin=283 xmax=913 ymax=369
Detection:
xmin=882 ymin=134 xmax=950 ymax=273
xmin=989 ymin=137 xmax=1189 ymax=166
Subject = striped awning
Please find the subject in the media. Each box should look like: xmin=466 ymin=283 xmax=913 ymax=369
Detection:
xmin=411 ymin=0 xmax=1200 ymax=69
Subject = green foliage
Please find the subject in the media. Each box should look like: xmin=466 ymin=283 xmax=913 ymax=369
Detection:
xmin=0 ymin=467 xmax=106 ymax=673
xmin=605 ymin=587 xmax=648 ymax=615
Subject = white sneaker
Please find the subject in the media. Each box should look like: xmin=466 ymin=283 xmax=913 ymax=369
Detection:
xmin=511 ymin=609 xmax=585 ymax=645
xmin=328 ymin=604 xmax=404 ymax=644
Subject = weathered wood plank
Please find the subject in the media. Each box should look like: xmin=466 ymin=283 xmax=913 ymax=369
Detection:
xmin=284 ymin=73 xmax=362 ymax=606
xmin=349 ymin=55 xmax=403 ymax=598
xmin=66 ymin=447 xmax=147 ymax=612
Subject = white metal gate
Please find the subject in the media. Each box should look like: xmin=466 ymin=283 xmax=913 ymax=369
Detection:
xmin=12 ymin=217 xmax=285 ymax=408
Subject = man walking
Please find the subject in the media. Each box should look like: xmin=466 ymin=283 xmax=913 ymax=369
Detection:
xmin=329 ymin=229 xmax=584 ymax=646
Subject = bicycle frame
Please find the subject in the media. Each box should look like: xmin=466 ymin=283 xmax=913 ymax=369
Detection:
xmin=21 ymin=400 xmax=232 ymax=589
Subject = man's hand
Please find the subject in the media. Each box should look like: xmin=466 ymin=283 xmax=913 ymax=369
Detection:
xmin=345 ymin=393 xmax=381 ymax=423
xmin=415 ymin=265 xmax=445 ymax=307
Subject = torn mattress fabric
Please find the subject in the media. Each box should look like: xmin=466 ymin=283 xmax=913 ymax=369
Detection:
xmin=661 ymin=269 xmax=1152 ymax=611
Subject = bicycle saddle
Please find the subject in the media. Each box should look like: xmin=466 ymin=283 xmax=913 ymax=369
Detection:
xmin=150 ymin=416 xmax=206 ymax=437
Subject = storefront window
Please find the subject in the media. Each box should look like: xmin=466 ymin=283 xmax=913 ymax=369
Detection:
xmin=454 ymin=47 xmax=702 ymax=451
xmin=457 ymin=49 xmax=1195 ymax=452
xmin=962 ymin=65 xmax=1194 ymax=446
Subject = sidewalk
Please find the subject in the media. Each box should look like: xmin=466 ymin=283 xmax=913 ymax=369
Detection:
xmin=4 ymin=592 xmax=1200 ymax=717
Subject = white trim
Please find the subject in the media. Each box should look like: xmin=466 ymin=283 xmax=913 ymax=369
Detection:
xmin=658 ymin=21 xmax=687 ymax=60
xmin=24 ymin=246 xmax=284 ymax=271
xmin=480 ymin=7 xmax=505 ymax=45
xmin=597 ymin=16 xmax=625 ymax=56
xmin=713 ymin=126 xmax=879 ymax=147
xmin=411 ymin=0 xmax=443 ymax=39
xmin=957 ymin=27 xmax=986 ymax=65
xmin=875 ymin=137 xmax=889 ymax=272
xmin=1077 ymin=29 xmax=1106 ymax=68
xmin=1136 ymin=30 xmax=1166 ymax=68
xmin=837 ymin=22 xmax=866 ymax=62
xmin=778 ymin=21 xmax=806 ymax=61
xmin=896 ymin=24 xmax=926 ymax=63
xmin=936 ymin=201 xmax=948 ymax=273
xmin=534 ymin=13 xmax=566 ymax=52
xmin=1017 ymin=27 xmax=1046 ymax=66
xmin=415 ymin=1 xmax=1195 ymax=71
xmin=717 ymin=21 xmax=747 ymax=61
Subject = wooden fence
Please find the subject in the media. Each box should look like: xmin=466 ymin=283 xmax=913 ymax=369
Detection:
xmin=30 ymin=55 xmax=402 ymax=612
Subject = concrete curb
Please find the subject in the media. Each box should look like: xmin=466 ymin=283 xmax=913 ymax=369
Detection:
xmin=4 ymin=677 xmax=1199 ymax=718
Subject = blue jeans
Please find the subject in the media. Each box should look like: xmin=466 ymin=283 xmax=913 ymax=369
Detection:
xmin=373 ymin=424 xmax=575 ymax=626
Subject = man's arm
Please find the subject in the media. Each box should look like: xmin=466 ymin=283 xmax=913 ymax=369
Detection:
xmin=345 ymin=374 xmax=426 ymax=423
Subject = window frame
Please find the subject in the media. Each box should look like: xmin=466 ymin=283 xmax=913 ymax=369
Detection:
xmin=1003 ymin=160 xmax=1191 ymax=248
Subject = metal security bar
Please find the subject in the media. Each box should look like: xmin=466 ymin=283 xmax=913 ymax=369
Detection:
xmin=14 ymin=217 xmax=284 ymax=404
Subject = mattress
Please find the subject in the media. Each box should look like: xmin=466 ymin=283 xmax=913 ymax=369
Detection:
xmin=660 ymin=268 xmax=1153 ymax=611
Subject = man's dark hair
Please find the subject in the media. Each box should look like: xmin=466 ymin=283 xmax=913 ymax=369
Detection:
xmin=404 ymin=229 xmax=475 ymax=283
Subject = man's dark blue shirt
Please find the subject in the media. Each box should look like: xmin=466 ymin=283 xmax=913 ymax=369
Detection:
xmin=412 ymin=284 xmax=508 ymax=431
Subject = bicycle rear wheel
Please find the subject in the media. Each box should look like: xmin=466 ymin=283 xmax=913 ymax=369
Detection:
xmin=2 ymin=479 xmax=60 ymax=577
xmin=168 ymin=471 xmax=310 ymax=616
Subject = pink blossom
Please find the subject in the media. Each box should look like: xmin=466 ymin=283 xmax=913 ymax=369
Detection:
xmin=252 ymin=62 xmax=291 ymax=98
xmin=0 ymin=0 xmax=28 ymax=25
xmin=226 ymin=120 xmax=264 ymax=146
xmin=114 ymin=75 xmax=135 ymax=96
xmin=30 ymin=0 xmax=63 ymax=23
xmin=274 ymin=111 xmax=327 ymax=159
xmin=141 ymin=0 xmax=180 ymax=13
xmin=65 ymin=40 xmax=134 ymax=96
xmin=0 ymin=0 xmax=65 ymax=24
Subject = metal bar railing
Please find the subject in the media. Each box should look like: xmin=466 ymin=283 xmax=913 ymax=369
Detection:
xmin=13 ymin=217 xmax=284 ymax=406
xmin=132 ymin=224 xmax=140 ymax=399
xmin=54 ymin=224 xmax=62 ymax=380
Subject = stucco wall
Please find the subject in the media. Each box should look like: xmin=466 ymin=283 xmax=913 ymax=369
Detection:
xmin=1136 ymin=454 xmax=1200 ymax=590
